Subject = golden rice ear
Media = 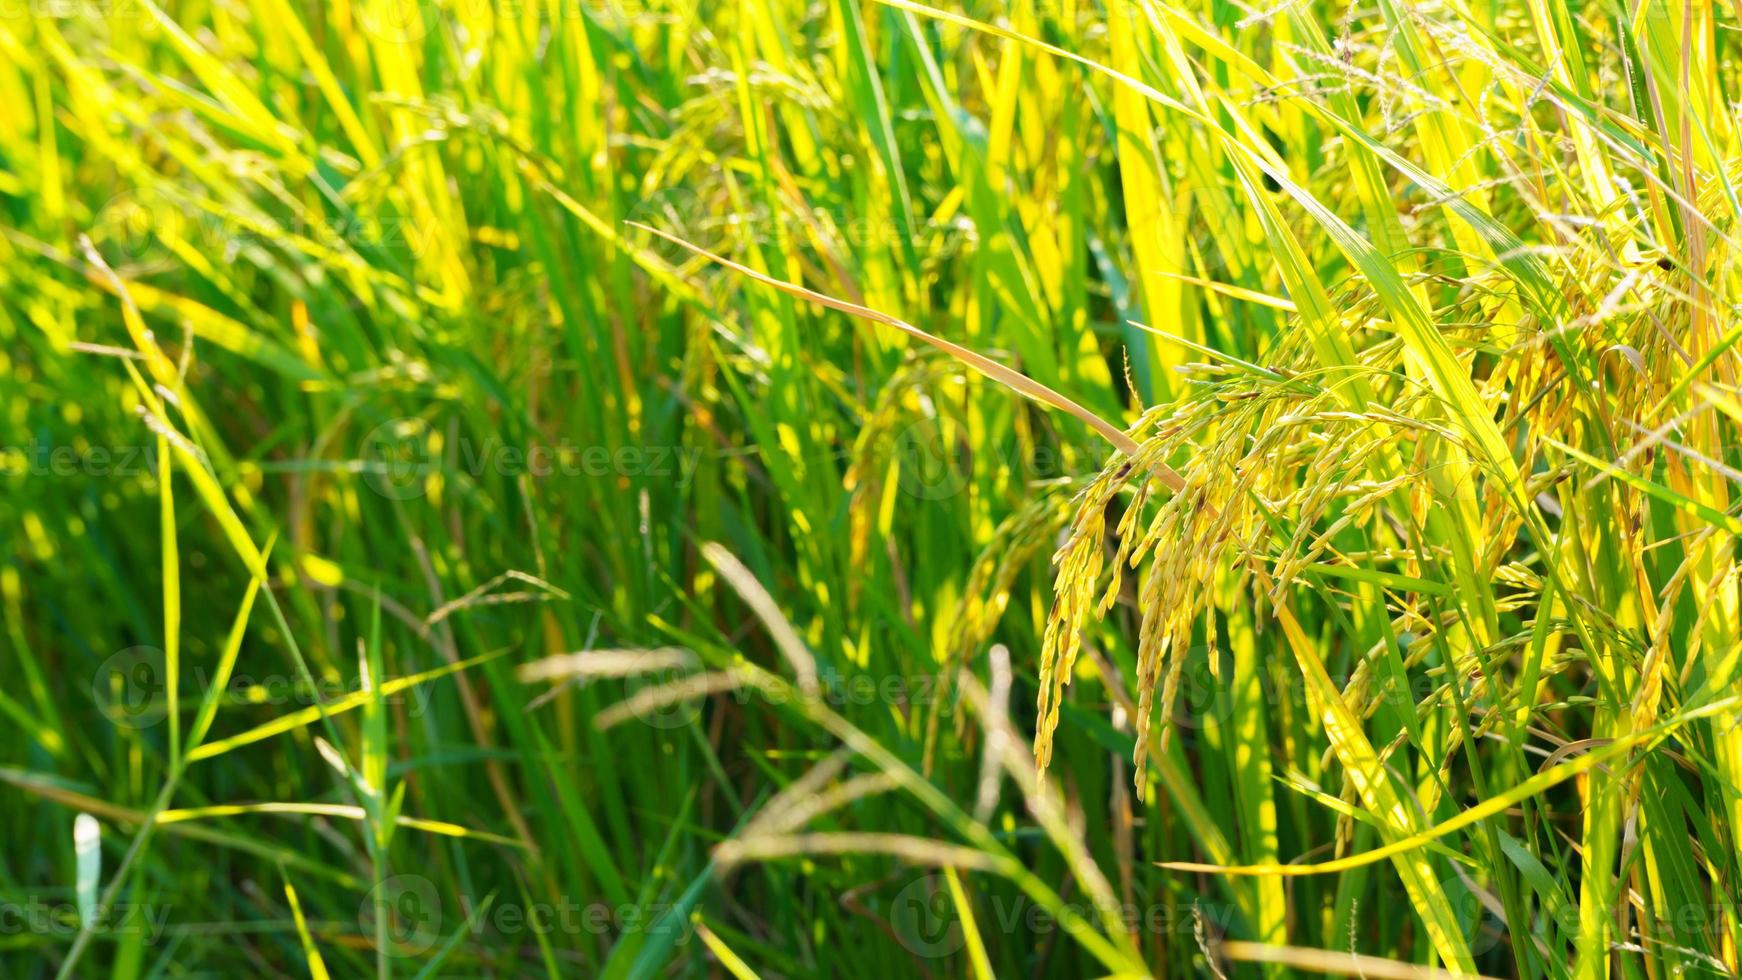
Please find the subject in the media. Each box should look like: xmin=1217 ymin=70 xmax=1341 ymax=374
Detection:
xmin=629 ymin=219 xmax=1222 ymax=786
xmin=1034 ymin=467 xmax=1129 ymax=775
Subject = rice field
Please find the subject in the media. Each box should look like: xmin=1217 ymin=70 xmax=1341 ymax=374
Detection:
xmin=3 ymin=0 xmax=1742 ymax=976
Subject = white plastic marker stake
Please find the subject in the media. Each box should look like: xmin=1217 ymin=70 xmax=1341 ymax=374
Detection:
xmin=74 ymin=814 xmax=101 ymax=929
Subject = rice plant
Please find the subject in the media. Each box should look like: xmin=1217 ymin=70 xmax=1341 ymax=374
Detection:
xmin=2 ymin=0 xmax=1741 ymax=976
